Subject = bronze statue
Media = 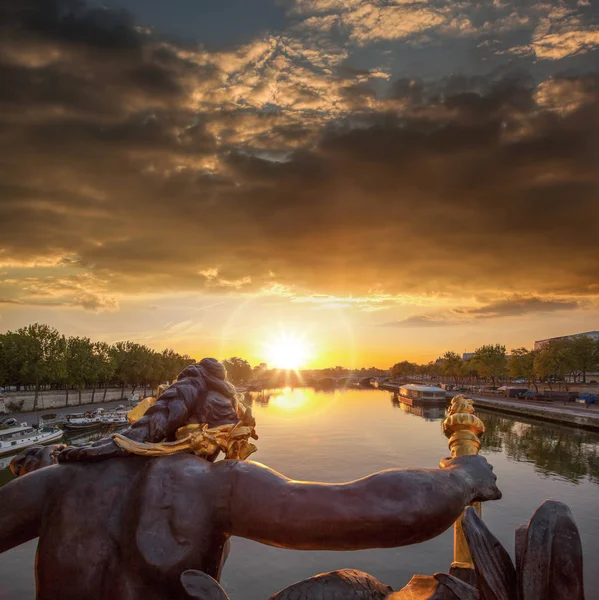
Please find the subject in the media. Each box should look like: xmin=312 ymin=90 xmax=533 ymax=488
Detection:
xmin=1 ymin=384 xmax=585 ymax=600
xmin=0 ymin=447 xmax=500 ymax=599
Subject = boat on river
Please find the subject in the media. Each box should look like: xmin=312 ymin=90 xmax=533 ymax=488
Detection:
xmin=397 ymin=383 xmax=448 ymax=406
xmin=63 ymin=407 xmax=129 ymax=433
xmin=0 ymin=423 xmax=64 ymax=457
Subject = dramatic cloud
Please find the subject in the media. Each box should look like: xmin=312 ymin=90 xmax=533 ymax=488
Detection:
xmin=457 ymin=296 xmax=581 ymax=318
xmin=384 ymin=315 xmax=455 ymax=328
xmin=0 ymin=0 xmax=598 ymax=317
xmin=293 ymin=0 xmax=479 ymax=44
xmin=383 ymin=296 xmax=582 ymax=327
xmin=510 ymin=3 xmax=599 ymax=59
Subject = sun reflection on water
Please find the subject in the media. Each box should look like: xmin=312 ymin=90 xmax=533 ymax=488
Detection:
xmin=269 ymin=387 xmax=316 ymax=412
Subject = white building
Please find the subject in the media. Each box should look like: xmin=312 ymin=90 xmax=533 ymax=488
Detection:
xmin=534 ymin=330 xmax=599 ymax=350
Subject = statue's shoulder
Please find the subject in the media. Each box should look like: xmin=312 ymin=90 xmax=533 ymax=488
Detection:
xmin=140 ymin=453 xmax=214 ymax=480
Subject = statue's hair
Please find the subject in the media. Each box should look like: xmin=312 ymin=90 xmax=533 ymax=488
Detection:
xmin=128 ymin=358 xmax=242 ymax=445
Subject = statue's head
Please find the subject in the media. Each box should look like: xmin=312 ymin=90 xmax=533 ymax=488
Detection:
xmin=160 ymin=357 xmax=257 ymax=462
xmin=176 ymin=358 xmax=227 ymax=383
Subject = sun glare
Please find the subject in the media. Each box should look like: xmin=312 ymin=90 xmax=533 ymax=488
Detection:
xmin=266 ymin=332 xmax=312 ymax=370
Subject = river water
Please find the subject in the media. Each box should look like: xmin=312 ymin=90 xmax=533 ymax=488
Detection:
xmin=1 ymin=388 xmax=598 ymax=598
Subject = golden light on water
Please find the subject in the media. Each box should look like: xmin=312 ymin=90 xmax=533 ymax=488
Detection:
xmin=265 ymin=332 xmax=312 ymax=370
xmin=270 ymin=387 xmax=312 ymax=411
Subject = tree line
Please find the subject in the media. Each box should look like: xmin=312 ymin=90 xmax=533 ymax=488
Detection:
xmin=220 ymin=359 xmax=390 ymax=387
xmin=390 ymin=337 xmax=599 ymax=390
xmin=0 ymin=323 xmax=195 ymax=409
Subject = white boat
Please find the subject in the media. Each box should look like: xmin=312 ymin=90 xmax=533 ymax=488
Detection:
xmin=397 ymin=384 xmax=448 ymax=406
xmin=63 ymin=407 xmax=129 ymax=432
xmin=0 ymin=423 xmax=64 ymax=457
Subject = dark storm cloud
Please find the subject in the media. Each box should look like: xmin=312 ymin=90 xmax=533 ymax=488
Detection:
xmin=0 ymin=0 xmax=598 ymax=310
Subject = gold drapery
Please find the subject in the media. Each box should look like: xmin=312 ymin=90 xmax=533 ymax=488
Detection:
xmin=113 ymin=422 xmax=258 ymax=460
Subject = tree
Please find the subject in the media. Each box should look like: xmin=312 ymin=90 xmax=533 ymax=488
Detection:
xmin=159 ymin=349 xmax=194 ymax=385
xmin=508 ymin=347 xmax=538 ymax=391
xmin=140 ymin=350 xmax=160 ymax=396
xmin=390 ymin=361 xmax=417 ymax=379
xmin=569 ymin=336 xmax=599 ymax=384
xmin=222 ymin=357 xmax=252 ymax=384
xmin=441 ymin=351 xmax=463 ymax=385
xmin=534 ymin=340 xmax=575 ymax=390
xmin=16 ymin=324 xmax=67 ymax=410
xmin=471 ymin=344 xmax=507 ymax=387
xmin=252 ymin=363 xmax=268 ymax=381
xmin=421 ymin=361 xmax=441 ymax=380
xmin=65 ymin=336 xmax=95 ymax=405
xmin=0 ymin=333 xmax=24 ymax=390
xmin=461 ymin=359 xmax=478 ymax=384
xmin=0 ymin=323 xmax=201 ymax=405
xmin=92 ymin=342 xmax=115 ymax=402
xmin=111 ymin=341 xmax=147 ymax=396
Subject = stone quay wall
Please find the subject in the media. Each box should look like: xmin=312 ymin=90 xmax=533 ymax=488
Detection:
xmin=1 ymin=387 xmax=131 ymax=413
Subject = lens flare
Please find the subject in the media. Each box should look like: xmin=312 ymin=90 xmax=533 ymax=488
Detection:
xmin=265 ymin=332 xmax=312 ymax=370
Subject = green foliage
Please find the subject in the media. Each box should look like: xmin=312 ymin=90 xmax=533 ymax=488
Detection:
xmin=421 ymin=361 xmax=441 ymax=378
xmin=441 ymin=351 xmax=463 ymax=384
xmin=7 ymin=324 xmax=68 ymax=409
xmin=0 ymin=323 xmax=195 ymax=396
xmin=534 ymin=339 xmax=576 ymax=389
xmin=92 ymin=342 xmax=116 ymax=387
xmin=461 ymin=358 xmax=479 ymax=381
xmin=386 ymin=337 xmax=599 ymax=390
xmin=569 ymin=336 xmax=599 ymax=383
xmin=390 ymin=360 xmax=418 ymax=378
xmin=252 ymin=362 xmax=268 ymax=380
xmin=222 ymin=357 xmax=252 ymax=384
xmin=471 ymin=344 xmax=507 ymax=386
xmin=65 ymin=337 xmax=95 ymax=397
xmin=508 ymin=348 xmax=536 ymax=381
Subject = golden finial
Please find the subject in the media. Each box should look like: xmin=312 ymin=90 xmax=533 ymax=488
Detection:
xmin=442 ymin=395 xmax=485 ymax=568
xmin=443 ymin=395 xmax=485 ymax=458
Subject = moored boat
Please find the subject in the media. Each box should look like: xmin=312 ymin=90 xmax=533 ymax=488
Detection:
xmin=63 ymin=407 xmax=129 ymax=433
xmin=0 ymin=423 xmax=63 ymax=457
xmin=397 ymin=383 xmax=448 ymax=406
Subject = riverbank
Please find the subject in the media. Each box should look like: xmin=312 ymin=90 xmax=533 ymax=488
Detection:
xmin=467 ymin=394 xmax=599 ymax=432
xmin=0 ymin=387 xmax=147 ymax=413
xmin=10 ymin=399 xmax=134 ymax=427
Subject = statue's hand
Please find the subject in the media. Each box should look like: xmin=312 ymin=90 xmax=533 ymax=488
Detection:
xmin=10 ymin=444 xmax=66 ymax=476
xmin=57 ymin=439 xmax=128 ymax=462
xmin=440 ymin=455 xmax=502 ymax=503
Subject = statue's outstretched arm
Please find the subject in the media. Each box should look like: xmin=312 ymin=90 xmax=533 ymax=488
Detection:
xmin=218 ymin=455 xmax=499 ymax=551
xmin=0 ymin=466 xmax=55 ymax=553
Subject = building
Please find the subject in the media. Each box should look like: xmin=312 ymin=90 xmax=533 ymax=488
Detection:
xmin=534 ymin=331 xmax=599 ymax=350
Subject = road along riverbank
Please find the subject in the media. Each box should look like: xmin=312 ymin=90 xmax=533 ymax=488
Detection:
xmin=466 ymin=394 xmax=599 ymax=432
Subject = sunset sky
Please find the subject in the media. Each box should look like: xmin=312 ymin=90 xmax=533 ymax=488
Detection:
xmin=0 ymin=0 xmax=598 ymax=368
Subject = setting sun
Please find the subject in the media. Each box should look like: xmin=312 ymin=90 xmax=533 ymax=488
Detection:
xmin=265 ymin=332 xmax=312 ymax=370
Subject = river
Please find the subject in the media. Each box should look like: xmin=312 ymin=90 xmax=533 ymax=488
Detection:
xmin=1 ymin=388 xmax=598 ymax=598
